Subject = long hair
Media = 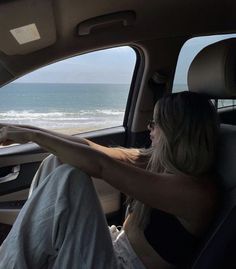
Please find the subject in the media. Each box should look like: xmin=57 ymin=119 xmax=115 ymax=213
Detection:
xmin=129 ymin=91 xmax=219 ymax=229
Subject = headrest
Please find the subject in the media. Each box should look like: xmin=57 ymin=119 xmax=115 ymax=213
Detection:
xmin=217 ymin=124 xmax=236 ymax=191
xmin=188 ymin=38 xmax=236 ymax=99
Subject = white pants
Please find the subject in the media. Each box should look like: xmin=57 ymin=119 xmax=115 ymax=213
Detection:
xmin=0 ymin=155 xmax=146 ymax=269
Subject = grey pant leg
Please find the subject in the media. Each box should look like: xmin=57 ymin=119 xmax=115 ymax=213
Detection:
xmin=0 ymin=164 xmax=118 ymax=269
xmin=28 ymin=154 xmax=62 ymax=198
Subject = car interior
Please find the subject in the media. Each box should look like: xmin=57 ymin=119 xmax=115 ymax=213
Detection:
xmin=0 ymin=0 xmax=236 ymax=268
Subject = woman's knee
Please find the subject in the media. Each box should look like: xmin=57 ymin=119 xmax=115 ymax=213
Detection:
xmin=29 ymin=164 xmax=96 ymax=215
xmin=42 ymin=154 xmax=62 ymax=169
xmin=29 ymin=155 xmax=63 ymax=196
xmin=39 ymin=164 xmax=101 ymax=217
xmin=44 ymin=164 xmax=94 ymax=195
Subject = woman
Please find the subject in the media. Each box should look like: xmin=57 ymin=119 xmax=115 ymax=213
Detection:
xmin=0 ymin=91 xmax=219 ymax=269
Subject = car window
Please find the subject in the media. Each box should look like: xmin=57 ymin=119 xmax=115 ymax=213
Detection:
xmin=217 ymin=99 xmax=236 ymax=109
xmin=172 ymin=34 xmax=236 ymax=101
xmin=0 ymin=46 xmax=136 ymax=135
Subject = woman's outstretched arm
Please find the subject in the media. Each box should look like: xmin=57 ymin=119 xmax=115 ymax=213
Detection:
xmin=0 ymin=124 xmax=140 ymax=164
xmin=0 ymin=125 xmax=216 ymax=222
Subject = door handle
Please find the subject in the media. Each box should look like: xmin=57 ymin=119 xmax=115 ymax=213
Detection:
xmin=0 ymin=165 xmax=20 ymax=184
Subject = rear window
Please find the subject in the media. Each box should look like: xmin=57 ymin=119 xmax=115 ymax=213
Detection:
xmin=0 ymin=46 xmax=136 ymax=134
xmin=217 ymin=100 xmax=236 ymax=109
xmin=173 ymin=33 xmax=236 ymax=111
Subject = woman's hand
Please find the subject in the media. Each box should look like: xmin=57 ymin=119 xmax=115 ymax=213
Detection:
xmin=0 ymin=123 xmax=41 ymax=132
xmin=0 ymin=125 xmax=34 ymax=146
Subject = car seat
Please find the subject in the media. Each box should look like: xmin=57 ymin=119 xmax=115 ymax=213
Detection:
xmin=187 ymin=38 xmax=236 ymax=269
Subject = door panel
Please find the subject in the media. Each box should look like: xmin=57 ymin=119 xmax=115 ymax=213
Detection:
xmin=0 ymin=209 xmax=21 ymax=225
xmin=0 ymin=189 xmax=29 ymax=202
xmin=0 ymin=161 xmax=45 ymax=196
xmin=0 ymin=126 xmax=126 ymax=231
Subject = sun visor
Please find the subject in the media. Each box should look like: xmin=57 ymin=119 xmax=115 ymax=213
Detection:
xmin=0 ymin=0 xmax=56 ymax=55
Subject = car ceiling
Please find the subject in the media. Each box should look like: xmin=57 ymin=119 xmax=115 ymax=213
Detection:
xmin=0 ymin=0 xmax=236 ymax=84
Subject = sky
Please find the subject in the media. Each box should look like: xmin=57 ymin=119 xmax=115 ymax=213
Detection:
xmin=16 ymin=46 xmax=136 ymax=84
xmin=15 ymin=34 xmax=236 ymax=85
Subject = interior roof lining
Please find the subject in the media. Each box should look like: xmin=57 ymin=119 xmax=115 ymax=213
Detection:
xmin=0 ymin=0 xmax=236 ymax=83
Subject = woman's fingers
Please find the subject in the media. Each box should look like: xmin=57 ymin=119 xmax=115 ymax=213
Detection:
xmin=0 ymin=126 xmax=12 ymax=145
xmin=0 ymin=123 xmax=10 ymax=129
xmin=0 ymin=124 xmax=40 ymax=133
xmin=0 ymin=126 xmax=32 ymax=145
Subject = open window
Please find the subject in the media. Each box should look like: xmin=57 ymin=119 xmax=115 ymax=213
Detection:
xmin=0 ymin=46 xmax=136 ymax=136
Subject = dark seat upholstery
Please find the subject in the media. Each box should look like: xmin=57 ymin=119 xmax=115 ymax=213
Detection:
xmin=192 ymin=124 xmax=236 ymax=269
xmin=187 ymin=38 xmax=236 ymax=269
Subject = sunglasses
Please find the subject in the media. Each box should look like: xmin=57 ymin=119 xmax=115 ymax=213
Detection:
xmin=148 ymin=119 xmax=156 ymax=129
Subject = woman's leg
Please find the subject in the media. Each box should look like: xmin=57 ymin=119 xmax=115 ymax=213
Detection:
xmin=0 ymin=155 xmax=61 ymax=245
xmin=28 ymin=154 xmax=62 ymax=198
xmin=0 ymin=164 xmax=118 ymax=269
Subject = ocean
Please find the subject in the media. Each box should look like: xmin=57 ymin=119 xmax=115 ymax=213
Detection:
xmin=0 ymin=83 xmax=130 ymax=133
xmin=0 ymin=83 xmax=233 ymax=134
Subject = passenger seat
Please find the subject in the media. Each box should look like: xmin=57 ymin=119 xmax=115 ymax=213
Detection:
xmin=187 ymin=38 xmax=236 ymax=269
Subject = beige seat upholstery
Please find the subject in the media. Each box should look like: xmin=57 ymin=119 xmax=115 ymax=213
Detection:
xmin=188 ymin=38 xmax=236 ymax=99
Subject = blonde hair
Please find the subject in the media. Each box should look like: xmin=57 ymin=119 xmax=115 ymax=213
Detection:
xmin=129 ymin=91 xmax=219 ymax=228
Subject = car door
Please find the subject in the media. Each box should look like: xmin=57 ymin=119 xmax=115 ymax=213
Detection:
xmin=0 ymin=46 xmax=138 ymax=242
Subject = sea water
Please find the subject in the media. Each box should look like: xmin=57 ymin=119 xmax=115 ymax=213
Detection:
xmin=1 ymin=83 xmax=232 ymax=133
xmin=0 ymin=83 xmax=129 ymax=132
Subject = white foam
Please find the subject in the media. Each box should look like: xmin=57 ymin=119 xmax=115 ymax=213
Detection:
xmin=0 ymin=109 xmax=125 ymax=129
